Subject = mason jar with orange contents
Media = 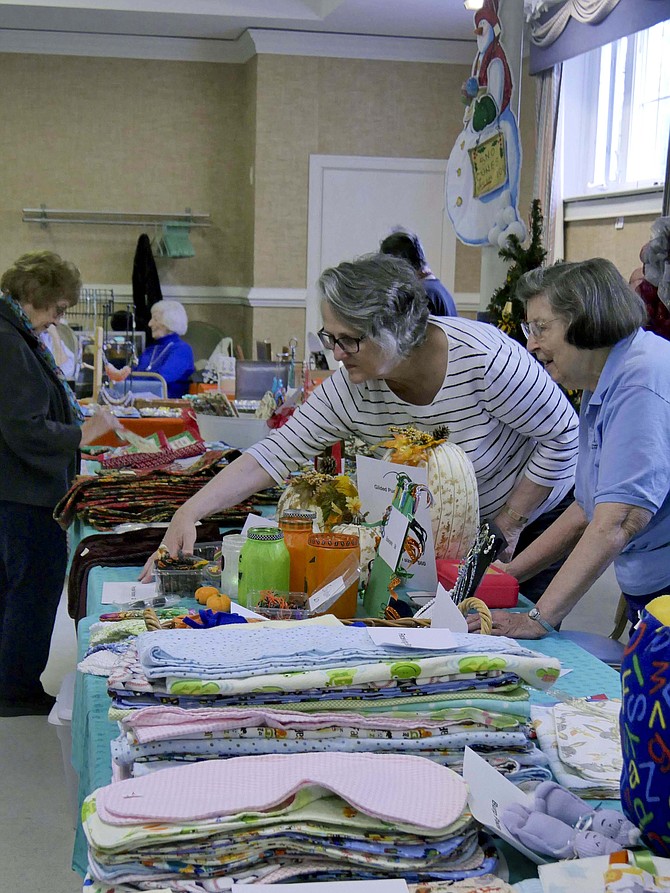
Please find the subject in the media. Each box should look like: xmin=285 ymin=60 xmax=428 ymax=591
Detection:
xmin=305 ymin=532 xmax=360 ymax=619
xmin=278 ymin=509 xmax=316 ymax=594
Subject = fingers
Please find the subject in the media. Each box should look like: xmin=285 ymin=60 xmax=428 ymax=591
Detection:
xmin=139 ymin=550 xmax=157 ymax=582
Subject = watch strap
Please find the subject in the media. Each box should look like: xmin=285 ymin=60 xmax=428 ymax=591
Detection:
xmin=528 ymin=606 xmax=556 ymax=634
xmin=503 ymin=504 xmax=529 ymax=525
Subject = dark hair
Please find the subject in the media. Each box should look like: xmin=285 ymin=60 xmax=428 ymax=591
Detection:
xmin=318 ymin=253 xmax=430 ymax=358
xmin=1 ymin=250 xmax=81 ymax=309
xmin=110 ymin=309 xmax=134 ymax=332
xmin=379 ymin=230 xmax=427 ymax=272
xmin=516 ymin=258 xmax=647 ymax=349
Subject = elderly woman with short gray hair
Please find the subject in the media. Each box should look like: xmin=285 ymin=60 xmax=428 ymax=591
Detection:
xmin=143 ymin=253 xmax=578 ymax=579
xmin=469 ymin=257 xmax=670 ymax=638
xmin=136 ymin=299 xmax=195 ymax=398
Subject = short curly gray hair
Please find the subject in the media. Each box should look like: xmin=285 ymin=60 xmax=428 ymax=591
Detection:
xmin=151 ymin=300 xmax=189 ymax=336
xmin=317 ymin=254 xmax=429 ymax=358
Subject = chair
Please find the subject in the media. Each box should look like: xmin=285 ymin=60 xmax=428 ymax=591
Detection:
xmin=182 ymin=321 xmax=227 ymax=370
xmin=107 ymin=371 xmax=168 ymax=399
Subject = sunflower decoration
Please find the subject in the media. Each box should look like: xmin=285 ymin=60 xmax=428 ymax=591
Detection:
xmin=276 ymin=469 xmax=364 ymax=531
xmin=378 ymin=425 xmax=451 ymax=466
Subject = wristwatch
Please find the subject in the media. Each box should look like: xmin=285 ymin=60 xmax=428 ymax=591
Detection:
xmin=528 ymin=606 xmax=556 ymax=634
xmin=502 ymin=504 xmax=529 ymax=525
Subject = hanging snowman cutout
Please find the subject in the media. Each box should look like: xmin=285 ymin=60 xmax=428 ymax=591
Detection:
xmin=446 ymin=0 xmax=526 ymax=248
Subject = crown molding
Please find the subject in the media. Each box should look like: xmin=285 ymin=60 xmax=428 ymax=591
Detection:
xmin=246 ymin=287 xmax=307 ymax=308
xmin=0 ymin=26 xmax=473 ymax=64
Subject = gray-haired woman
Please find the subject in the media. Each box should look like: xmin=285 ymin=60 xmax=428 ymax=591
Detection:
xmin=468 ymin=257 xmax=670 ymax=638
xmin=142 ymin=254 xmax=578 ymax=579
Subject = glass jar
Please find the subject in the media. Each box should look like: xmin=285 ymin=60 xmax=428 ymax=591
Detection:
xmin=219 ymin=533 xmax=247 ymax=599
xmin=305 ymin=532 xmax=360 ymax=619
xmin=279 ymin=509 xmax=316 ymax=594
xmin=237 ymin=527 xmax=290 ymax=607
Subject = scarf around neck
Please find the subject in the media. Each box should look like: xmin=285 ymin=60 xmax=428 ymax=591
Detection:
xmin=1 ymin=292 xmax=84 ymax=423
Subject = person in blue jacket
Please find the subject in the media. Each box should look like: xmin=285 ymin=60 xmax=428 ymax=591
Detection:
xmin=136 ymin=300 xmax=195 ymax=398
xmin=380 ymin=229 xmax=458 ymax=317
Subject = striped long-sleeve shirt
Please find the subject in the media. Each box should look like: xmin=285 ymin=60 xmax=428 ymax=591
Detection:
xmin=248 ymin=317 xmax=579 ymax=521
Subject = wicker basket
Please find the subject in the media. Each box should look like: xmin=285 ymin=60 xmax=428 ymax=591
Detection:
xmin=342 ymin=597 xmax=492 ymax=634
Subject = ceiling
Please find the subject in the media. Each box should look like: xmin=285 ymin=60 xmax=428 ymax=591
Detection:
xmin=0 ymin=0 xmax=483 ymax=63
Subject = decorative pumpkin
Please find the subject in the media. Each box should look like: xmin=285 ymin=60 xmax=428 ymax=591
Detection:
xmin=276 ymin=470 xmax=361 ymax=532
xmin=380 ymin=425 xmax=479 ymax=560
xmin=195 ymin=585 xmax=221 ymax=605
xmin=205 ymin=593 xmax=232 ymax=613
xmin=332 ymin=521 xmax=382 ymax=586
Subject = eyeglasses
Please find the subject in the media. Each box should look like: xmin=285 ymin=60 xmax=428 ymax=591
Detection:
xmin=521 ymin=318 xmax=559 ymax=341
xmin=53 ymin=304 xmax=69 ymax=320
xmin=317 ymin=328 xmax=367 ymax=354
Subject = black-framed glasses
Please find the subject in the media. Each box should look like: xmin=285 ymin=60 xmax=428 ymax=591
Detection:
xmin=317 ymin=327 xmax=367 ymax=354
xmin=521 ymin=318 xmax=559 ymax=341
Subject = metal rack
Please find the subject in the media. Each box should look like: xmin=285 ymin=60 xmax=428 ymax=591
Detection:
xmin=65 ymin=287 xmax=115 ymax=332
xmin=22 ymin=206 xmax=211 ymax=228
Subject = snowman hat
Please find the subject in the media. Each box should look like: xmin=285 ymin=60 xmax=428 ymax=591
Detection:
xmin=475 ymin=0 xmax=502 ymax=38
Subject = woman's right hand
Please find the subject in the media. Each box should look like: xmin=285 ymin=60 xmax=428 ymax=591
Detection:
xmin=138 ymin=507 xmax=198 ymax=582
xmin=80 ymin=406 xmax=123 ymax=446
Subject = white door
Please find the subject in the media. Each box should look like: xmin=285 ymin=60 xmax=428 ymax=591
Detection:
xmin=306 ymin=155 xmax=455 ymax=347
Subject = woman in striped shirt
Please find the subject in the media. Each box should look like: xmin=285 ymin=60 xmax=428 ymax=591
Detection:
xmin=145 ymin=254 xmax=578 ymax=575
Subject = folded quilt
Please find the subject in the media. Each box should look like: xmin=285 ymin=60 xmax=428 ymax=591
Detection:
xmin=95 ymin=751 xmax=467 ymax=828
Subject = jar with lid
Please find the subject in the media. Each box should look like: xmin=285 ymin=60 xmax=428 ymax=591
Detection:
xmin=305 ymin=532 xmax=360 ymax=619
xmin=237 ymin=527 xmax=290 ymax=607
xmin=279 ymin=509 xmax=316 ymax=593
xmin=219 ymin=533 xmax=247 ymax=599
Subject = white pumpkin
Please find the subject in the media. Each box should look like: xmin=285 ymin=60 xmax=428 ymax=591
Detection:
xmin=381 ymin=425 xmax=479 ymax=560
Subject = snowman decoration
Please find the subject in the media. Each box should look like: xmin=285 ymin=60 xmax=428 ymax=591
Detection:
xmin=446 ymin=0 xmax=526 ymax=247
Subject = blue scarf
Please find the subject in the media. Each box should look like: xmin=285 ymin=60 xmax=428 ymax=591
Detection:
xmin=1 ymin=293 xmax=84 ymax=423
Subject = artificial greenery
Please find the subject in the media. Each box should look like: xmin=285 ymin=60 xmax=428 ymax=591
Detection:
xmin=486 ymin=199 xmax=581 ymax=412
xmin=487 ymin=199 xmax=547 ymax=344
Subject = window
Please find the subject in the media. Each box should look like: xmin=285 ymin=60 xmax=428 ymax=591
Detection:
xmin=562 ymin=19 xmax=670 ymax=198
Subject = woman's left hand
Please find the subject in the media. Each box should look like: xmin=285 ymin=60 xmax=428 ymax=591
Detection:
xmin=467 ymin=608 xmax=547 ymax=639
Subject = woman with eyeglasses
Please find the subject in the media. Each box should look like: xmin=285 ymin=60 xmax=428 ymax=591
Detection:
xmin=469 ymin=257 xmax=670 ymax=638
xmin=145 ymin=253 xmax=578 ymax=585
xmin=0 ymin=250 xmax=120 ymax=715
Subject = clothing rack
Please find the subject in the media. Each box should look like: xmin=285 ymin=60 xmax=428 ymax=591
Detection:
xmin=21 ymin=207 xmax=211 ymax=228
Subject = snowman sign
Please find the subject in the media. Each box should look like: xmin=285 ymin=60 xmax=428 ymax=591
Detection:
xmin=446 ymin=0 xmax=526 ymax=248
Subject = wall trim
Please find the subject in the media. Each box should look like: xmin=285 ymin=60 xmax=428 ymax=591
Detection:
xmin=564 ymin=189 xmax=663 ymax=222
xmin=454 ymin=292 xmax=480 ymax=314
xmin=0 ymin=26 xmax=473 ymax=65
xmin=84 ymin=284 xmax=306 ymax=308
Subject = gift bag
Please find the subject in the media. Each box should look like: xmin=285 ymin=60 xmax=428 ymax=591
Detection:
xmin=620 ymin=595 xmax=670 ymax=856
xmin=362 ymin=471 xmax=432 ymax=618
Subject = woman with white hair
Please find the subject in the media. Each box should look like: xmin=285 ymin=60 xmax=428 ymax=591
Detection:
xmin=136 ymin=299 xmax=195 ymax=398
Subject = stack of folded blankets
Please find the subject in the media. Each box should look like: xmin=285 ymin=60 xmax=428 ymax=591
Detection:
xmin=108 ymin=625 xmax=559 ymax=779
xmin=530 ymin=698 xmax=622 ymax=798
xmin=53 ymin=451 xmax=256 ymax=530
xmin=83 ymin=750 xmax=499 ymax=889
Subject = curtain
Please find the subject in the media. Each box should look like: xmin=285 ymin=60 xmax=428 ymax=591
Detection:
xmin=526 ymin=0 xmax=670 ymax=73
xmin=533 ymin=64 xmax=564 ymax=263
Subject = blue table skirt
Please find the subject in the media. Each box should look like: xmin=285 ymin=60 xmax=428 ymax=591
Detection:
xmin=71 ymin=566 xmax=623 ymax=877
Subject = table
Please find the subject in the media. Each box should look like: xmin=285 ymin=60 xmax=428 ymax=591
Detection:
xmin=70 ymin=564 xmax=624 ymax=877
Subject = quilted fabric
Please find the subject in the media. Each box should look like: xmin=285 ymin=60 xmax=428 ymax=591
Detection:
xmin=95 ymin=751 xmax=467 ymax=830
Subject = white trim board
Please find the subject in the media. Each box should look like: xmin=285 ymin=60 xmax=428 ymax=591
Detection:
xmin=86 ymin=284 xmax=306 ymax=308
xmin=564 ymin=190 xmax=663 ymax=222
xmin=0 ymin=27 xmax=474 ymax=64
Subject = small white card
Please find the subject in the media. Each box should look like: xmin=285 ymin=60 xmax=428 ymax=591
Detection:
xmin=376 ymin=505 xmax=409 ymax=568
xmin=308 ymin=576 xmax=346 ymax=613
xmin=367 ymin=627 xmax=456 ymax=650
xmin=101 ymin=581 xmax=156 ymax=605
xmin=430 ymin=583 xmax=468 ymax=632
xmin=236 ymin=883 xmax=408 ymax=892
xmin=240 ymin=513 xmax=279 ymax=536
xmin=463 ymin=747 xmax=547 ymax=865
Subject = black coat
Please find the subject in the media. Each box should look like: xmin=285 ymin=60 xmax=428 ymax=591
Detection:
xmin=132 ymin=233 xmax=163 ymax=344
xmin=0 ymin=303 xmax=80 ymax=508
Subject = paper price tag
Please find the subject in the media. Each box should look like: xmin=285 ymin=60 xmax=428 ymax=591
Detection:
xmin=308 ymin=576 xmax=345 ymax=613
xmin=367 ymin=627 xmax=456 ymax=650
xmin=377 ymin=505 xmax=409 ymax=568
xmin=240 ymin=514 xmax=279 ymax=537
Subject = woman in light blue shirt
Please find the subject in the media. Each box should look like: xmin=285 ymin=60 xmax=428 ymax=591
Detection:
xmin=473 ymin=257 xmax=670 ymax=638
